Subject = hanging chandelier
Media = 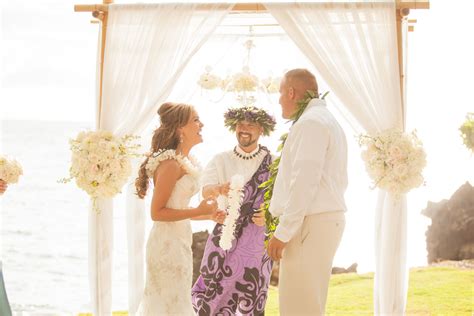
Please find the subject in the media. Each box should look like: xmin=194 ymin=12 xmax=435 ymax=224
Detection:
xmin=197 ymin=36 xmax=281 ymax=106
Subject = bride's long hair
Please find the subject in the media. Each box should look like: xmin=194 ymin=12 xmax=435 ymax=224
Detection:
xmin=135 ymin=102 xmax=194 ymax=199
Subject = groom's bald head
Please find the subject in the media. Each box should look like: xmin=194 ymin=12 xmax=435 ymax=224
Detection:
xmin=279 ymin=69 xmax=319 ymax=119
xmin=283 ymin=69 xmax=318 ymax=98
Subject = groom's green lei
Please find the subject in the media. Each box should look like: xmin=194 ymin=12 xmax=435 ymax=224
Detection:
xmin=259 ymin=90 xmax=328 ymax=244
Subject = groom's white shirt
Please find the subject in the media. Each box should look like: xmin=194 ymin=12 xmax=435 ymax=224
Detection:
xmin=269 ymin=98 xmax=348 ymax=243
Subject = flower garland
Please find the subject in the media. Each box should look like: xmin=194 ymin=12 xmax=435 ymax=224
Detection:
xmin=358 ymin=129 xmax=427 ymax=196
xmin=224 ymin=106 xmax=277 ymax=136
xmin=60 ymin=130 xmax=141 ymax=212
xmin=0 ymin=156 xmax=23 ymax=184
xmin=219 ymin=174 xmax=245 ymax=251
xmin=145 ymin=149 xmax=201 ymax=180
xmin=259 ymin=90 xmax=326 ymax=242
xmin=459 ymin=112 xmax=474 ymax=152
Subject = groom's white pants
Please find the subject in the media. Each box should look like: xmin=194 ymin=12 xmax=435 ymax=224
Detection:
xmin=278 ymin=211 xmax=345 ymax=316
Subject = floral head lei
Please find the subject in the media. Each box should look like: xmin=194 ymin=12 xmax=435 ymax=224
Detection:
xmin=224 ymin=106 xmax=276 ymax=136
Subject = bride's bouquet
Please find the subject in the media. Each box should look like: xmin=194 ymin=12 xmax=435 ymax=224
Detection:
xmin=0 ymin=156 xmax=23 ymax=184
xmin=60 ymin=130 xmax=141 ymax=209
xmin=359 ymin=128 xmax=427 ymax=196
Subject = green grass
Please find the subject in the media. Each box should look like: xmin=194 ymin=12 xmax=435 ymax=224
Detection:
xmin=78 ymin=266 xmax=474 ymax=316
xmin=266 ymin=266 xmax=474 ymax=316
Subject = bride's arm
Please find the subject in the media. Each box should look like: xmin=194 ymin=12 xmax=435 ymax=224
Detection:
xmin=202 ymin=183 xmax=230 ymax=199
xmin=150 ymin=160 xmax=216 ymax=222
xmin=191 ymin=210 xmax=226 ymax=223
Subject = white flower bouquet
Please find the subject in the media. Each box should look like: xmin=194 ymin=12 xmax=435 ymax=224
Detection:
xmin=359 ymin=128 xmax=427 ymax=195
xmin=60 ymin=130 xmax=141 ymax=209
xmin=0 ymin=156 xmax=23 ymax=184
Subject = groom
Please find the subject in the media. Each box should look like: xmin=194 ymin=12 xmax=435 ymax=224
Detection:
xmin=0 ymin=179 xmax=12 ymax=316
xmin=268 ymin=68 xmax=348 ymax=315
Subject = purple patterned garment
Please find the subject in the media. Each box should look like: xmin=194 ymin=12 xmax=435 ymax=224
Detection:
xmin=192 ymin=151 xmax=273 ymax=316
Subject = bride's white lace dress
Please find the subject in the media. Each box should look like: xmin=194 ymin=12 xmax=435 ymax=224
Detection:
xmin=137 ymin=151 xmax=200 ymax=315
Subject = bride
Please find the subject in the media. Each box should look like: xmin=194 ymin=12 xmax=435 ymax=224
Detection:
xmin=135 ymin=102 xmax=223 ymax=315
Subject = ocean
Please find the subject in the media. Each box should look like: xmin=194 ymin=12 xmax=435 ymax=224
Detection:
xmin=1 ymin=120 xmax=98 ymax=314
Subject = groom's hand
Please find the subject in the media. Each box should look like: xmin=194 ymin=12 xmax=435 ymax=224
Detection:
xmin=252 ymin=211 xmax=265 ymax=226
xmin=268 ymin=236 xmax=287 ymax=261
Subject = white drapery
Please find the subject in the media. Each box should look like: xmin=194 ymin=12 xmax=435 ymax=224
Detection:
xmin=266 ymin=2 xmax=409 ymax=314
xmin=91 ymin=3 xmax=232 ymax=315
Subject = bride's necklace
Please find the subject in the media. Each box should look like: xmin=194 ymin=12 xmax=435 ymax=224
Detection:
xmin=146 ymin=149 xmax=201 ymax=179
xmin=233 ymin=145 xmax=263 ymax=160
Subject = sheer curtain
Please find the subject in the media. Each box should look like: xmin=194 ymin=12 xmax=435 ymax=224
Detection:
xmin=266 ymin=2 xmax=409 ymax=314
xmin=90 ymin=3 xmax=233 ymax=315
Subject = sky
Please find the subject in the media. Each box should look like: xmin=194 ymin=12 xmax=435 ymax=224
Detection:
xmin=0 ymin=0 xmax=473 ymax=310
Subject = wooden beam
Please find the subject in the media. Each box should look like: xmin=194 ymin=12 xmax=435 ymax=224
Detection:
xmin=233 ymin=1 xmax=430 ymax=11
xmin=96 ymin=0 xmax=112 ymax=128
xmin=75 ymin=1 xmax=430 ymax=13
xmin=397 ymin=8 xmax=410 ymax=129
xmin=75 ymin=4 xmax=107 ymax=12
xmin=396 ymin=0 xmax=429 ymax=9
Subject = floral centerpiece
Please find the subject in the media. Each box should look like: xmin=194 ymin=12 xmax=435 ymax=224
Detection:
xmin=0 ymin=156 xmax=23 ymax=184
xmin=459 ymin=112 xmax=474 ymax=152
xmin=358 ymin=128 xmax=427 ymax=195
xmin=60 ymin=130 xmax=141 ymax=211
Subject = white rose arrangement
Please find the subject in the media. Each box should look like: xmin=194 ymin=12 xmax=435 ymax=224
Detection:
xmin=359 ymin=128 xmax=427 ymax=196
xmin=0 ymin=156 xmax=23 ymax=184
xmin=60 ymin=130 xmax=141 ymax=211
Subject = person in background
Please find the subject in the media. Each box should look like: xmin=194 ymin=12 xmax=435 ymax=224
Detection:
xmin=0 ymin=179 xmax=12 ymax=316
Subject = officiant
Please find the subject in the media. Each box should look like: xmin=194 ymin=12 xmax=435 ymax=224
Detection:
xmin=192 ymin=106 xmax=275 ymax=315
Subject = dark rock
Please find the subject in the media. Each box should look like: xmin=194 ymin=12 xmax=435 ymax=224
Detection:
xmin=270 ymin=261 xmax=279 ymax=286
xmin=423 ymin=182 xmax=474 ymax=263
xmin=332 ymin=263 xmax=358 ymax=274
xmin=270 ymin=262 xmax=357 ymax=286
xmin=459 ymin=242 xmax=474 ymax=260
xmin=192 ymin=230 xmax=210 ymax=284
